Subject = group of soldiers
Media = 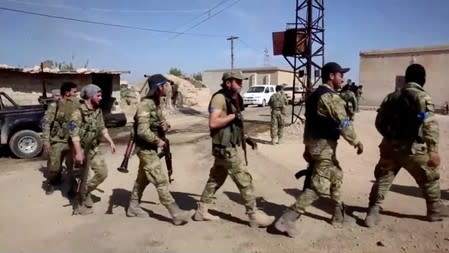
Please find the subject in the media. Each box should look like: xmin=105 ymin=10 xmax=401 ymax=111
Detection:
xmin=42 ymin=82 xmax=116 ymax=215
xmin=41 ymin=61 xmax=445 ymax=237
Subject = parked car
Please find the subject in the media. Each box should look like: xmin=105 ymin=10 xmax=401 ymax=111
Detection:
xmin=243 ymin=84 xmax=276 ymax=107
xmin=283 ymin=86 xmax=305 ymax=104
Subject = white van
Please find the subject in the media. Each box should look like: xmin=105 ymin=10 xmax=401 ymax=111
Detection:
xmin=243 ymin=84 xmax=276 ymax=107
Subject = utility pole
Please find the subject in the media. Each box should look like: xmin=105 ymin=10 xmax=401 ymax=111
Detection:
xmin=227 ymin=35 xmax=239 ymax=70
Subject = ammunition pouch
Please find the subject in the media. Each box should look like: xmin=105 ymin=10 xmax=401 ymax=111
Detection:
xmin=212 ymin=144 xmax=235 ymax=159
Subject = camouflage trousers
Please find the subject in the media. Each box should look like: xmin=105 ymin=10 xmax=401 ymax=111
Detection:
xmin=270 ymin=109 xmax=284 ymax=142
xmin=47 ymin=141 xmax=73 ymax=184
xmin=131 ymin=149 xmax=175 ymax=206
xmin=199 ymin=147 xmax=257 ymax=214
xmin=84 ymin=148 xmax=108 ymax=193
xmin=368 ymin=140 xmax=440 ymax=207
xmin=293 ymin=139 xmax=343 ymax=213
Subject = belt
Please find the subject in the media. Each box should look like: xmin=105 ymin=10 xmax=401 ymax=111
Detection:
xmin=212 ymin=143 xmax=237 ymax=149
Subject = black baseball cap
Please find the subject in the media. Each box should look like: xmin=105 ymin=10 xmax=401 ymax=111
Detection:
xmin=321 ymin=62 xmax=350 ymax=77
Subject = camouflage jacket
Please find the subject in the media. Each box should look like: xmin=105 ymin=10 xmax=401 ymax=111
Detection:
xmin=41 ymin=97 xmax=80 ymax=146
xmin=269 ymin=91 xmax=288 ymax=110
xmin=68 ymin=102 xmax=106 ymax=149
xmin=134 ymin=98 xmax=166 ymax=149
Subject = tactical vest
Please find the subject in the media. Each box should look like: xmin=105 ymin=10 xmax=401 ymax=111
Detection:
xmin=78 ymin=105 xmax=103 ymax=149
xmin=134 ymin=98 xmax=162 ymax=150
xmin=210 ymin=89 xmax=242 ymax=148
xmin=50 ymin=99 xmax=80 ymax=141
xmin=305 ymin=85 xmax=340 ymax=140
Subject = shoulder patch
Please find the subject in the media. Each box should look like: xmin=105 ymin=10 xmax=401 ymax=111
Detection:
xmin=67 ymin=122 xmax=78 ymax=131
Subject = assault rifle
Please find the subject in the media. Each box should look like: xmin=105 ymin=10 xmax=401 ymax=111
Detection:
xmin=72 ymin=149 xmax=91 ymax=215
xmin=231 ymin=93 xmax=257 ymax=166
xmin=157 ymin=124 xmax=173 ymax=183
xmin=294 ymin=163 xmax=313 ymax=190
xmin=117 ymin=122 xmax=173 ymax=183
xmin=117 ymin=131 xmax=135 ymax=173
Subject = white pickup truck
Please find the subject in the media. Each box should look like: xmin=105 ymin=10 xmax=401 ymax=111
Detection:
xmin=242 ymin=84 xmax=276 ymax=107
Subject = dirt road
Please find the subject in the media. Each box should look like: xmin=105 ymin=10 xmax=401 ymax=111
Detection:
xmin=0 ymin=106 xmax=448 ymax=253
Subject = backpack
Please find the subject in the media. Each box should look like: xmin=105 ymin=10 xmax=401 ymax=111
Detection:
xmin=375 ymin=89 xmax=422 ymax=140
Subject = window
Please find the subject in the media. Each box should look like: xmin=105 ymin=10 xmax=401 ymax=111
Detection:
xmin=270 ymin=87 xmax=274 ymax=92
xmin=247 ymin=86 xmax=265 ymax=93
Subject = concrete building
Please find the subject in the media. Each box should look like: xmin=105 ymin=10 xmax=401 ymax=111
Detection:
xmin=359 ymin=45 xmax=449 ymax=109
xmin=0 ymin=65 xmax=129 ymax=112
xmin=202 ymin=66 xmax=301 ymax=93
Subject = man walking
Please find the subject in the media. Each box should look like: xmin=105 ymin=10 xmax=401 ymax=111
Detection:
xmin=69 ymin=84 xmax=116 ymax=215
xmin=126 ymin=74 xmax=193 ymax=225
xmin=274 ymin=62 xmax=364 ymax=237
xmin=42 ymin=82 xmax=78 ymax=194
xmin=365 ymin=64 xmax=444 ymax=227
xmin=193 ymin=71 xmax=274 ymax=228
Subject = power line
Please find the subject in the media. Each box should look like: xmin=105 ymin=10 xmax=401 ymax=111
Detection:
xmin=171 ymin=0 xmax=232 ymax=31
xmin=0 ymin=6 xmax=227 ymax=37
xmin=2 ymin=0 xmax=209 ymax=13
xmin=239 ymin=39 xmax=265 ymax=53
xmin=169 ymin=0 xmax=242 ymax=40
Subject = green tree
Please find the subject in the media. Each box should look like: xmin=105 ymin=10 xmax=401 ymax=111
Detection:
xmin=169 ymin=67 xmax=183 ymax=77
xmin=192 ymin=72 xmax=202 ymax=81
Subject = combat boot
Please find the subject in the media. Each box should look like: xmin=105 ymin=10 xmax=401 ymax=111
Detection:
xmin=44 ymin=181 xmax=56 ymax=195
xmin=84 ymin=193 xmax=93 ymax=208
xmin=73 ymin=202 xmax=94 ymax=216
xmin=248 ymin=210 xmax=275 ymax=228
xmin=274 ymin=209 xmax=300 ymax=238
xmin=364 ymin=205 xmax=381 ymax=227
xmin=331 ymin=203 xmax=345 ymax=225
xmin=166 ymin=203 xmax=194 ymax=226
xmin=127 ymin=199 xmax=149 ymax=218
xmin=271 ymin=137 xmax=277 ymax=145
xmin=427 ymin=201 xmax=443 ymax=222
xmin=193 ymin=202 xmax=220 ymax=221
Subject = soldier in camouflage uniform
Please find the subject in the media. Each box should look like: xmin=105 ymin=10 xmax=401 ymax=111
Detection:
xmin=126 ymin=74 xmax=193 ymax=225
xmin=193 ymin=71 xmax=275 ymax=228
xmin=69 ymin=84 xmax=116 ymax=215
xmin=274 ymin=62 xmax=364 ymax=238
xmin=42 ymin=82 xmax=79 ymax=194
xmin=365 ymin=64 xmax=444 ymax=227
xmin=268 ymin=85 xmax=288 ymax=145
xmin=339 ymin=84 xmax=358 ymax=120
xmin=352 ymin=82 xmax=363 ymax=112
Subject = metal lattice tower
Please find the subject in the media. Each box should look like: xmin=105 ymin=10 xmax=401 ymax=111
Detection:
xmin=284 ymin=0 xmax=325 ymax=124
xmin=264 ymin=48 xmax=271 ymax=66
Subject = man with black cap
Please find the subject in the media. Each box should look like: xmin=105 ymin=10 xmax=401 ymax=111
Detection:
xmin=274 ymin=62 xmax=364 ymax=237
xmin=193 ymin=70 xmax=275 ymax=228
xmin=365 ymin=63 xmax=444 ymax=227
xmin=68 ymin=84 xmax=116 ymax=215
xmin=126 ymin=74 xmax=193 ymax=225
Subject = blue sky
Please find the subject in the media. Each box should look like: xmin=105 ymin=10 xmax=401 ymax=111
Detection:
xmin=0 ymin=0 xmax=448 ymax=84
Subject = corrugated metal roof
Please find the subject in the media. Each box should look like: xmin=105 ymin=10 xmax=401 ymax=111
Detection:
xmin=360 ymin=45 xmax=449 ymax=57
xmin=204 ymin=66 xmax=294 ymax=73
xmin=0 ymin=64 xmax=130 ymax=75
